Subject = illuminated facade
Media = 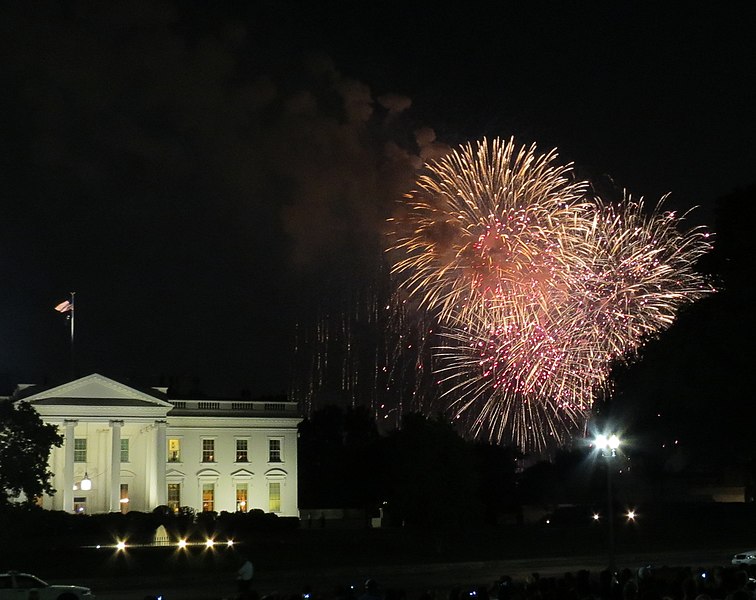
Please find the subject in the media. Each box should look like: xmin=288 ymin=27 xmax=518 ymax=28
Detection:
xmin=11 ymin=373 xmax=301 ymax=517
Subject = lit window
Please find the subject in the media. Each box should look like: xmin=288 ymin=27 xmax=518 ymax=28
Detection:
xmin=120 ymin=439 xmax=130 ymax=463
xmin=74 ymin=438 xmax=87 ymax=463
xmin=73 ymin=496 xmax=87 ymax=513
xmin=202 ymin=483 xmax=215 ymax=512
xmin=168 ymin=438 xmax=181 ymax=462
xmin=236 ymin=483 xmax=248 ymax=512
xmin=202 ymin=439 xmax=215 ymax=462
xmin=268 ymin=439 xmax=282 ymax=463
xmin=268 ymin=482 xmax=281 ymax=513
xmin=236 ymin=439 xmax=248 ymax=462
xmin=167 ymin=483 xmax=181 ymax=512
xmin=120 ymin=483 xmax=129 ymax=514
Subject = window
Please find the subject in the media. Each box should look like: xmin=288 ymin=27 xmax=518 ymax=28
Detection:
xmin=74 ymin=496 xmax=87 ymax=514
xmin=236 ymin=439 xmax=248 ymax=462
xmin=167 ymin=483 xmax=181 ymax=513
xmin=120 ymin=439 xmax=130 ymax=463
xmin=14 ymin=575 xmax=46 ymax=589
xmin=202 ymin=439 xmax=215 ymax=462
xmin=168 ymin=438 xmax=181 ymax=462
xmin=202 ymin=483 xmax=215 ymax=512
xmin=120 ymin=483 xmax=129 ymax=514
xmin=74 ymin=438 xmax=87 ymax=462
xmin=268 ymin=438 xmax=282 ymax=463
xmin=268 ymin=482 xmax=281 ymax=513
xmin=236 ymin=483 xmax=248 ymax=512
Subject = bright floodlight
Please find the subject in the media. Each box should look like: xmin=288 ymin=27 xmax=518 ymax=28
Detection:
xmin=116 ymin=541 xmax=126 ymax=551
xmin=177 ymin=539 xmax=187 ymax=549
xmin=205 ymin=539 xmax=215 ymax=547
xmin=595 ymin=433 xmax=621 ymax=453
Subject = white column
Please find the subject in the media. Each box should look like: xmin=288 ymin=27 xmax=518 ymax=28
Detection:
xmin=110 ymin=420 xmax=123 ymax=512
xmin=63 ymin=420 xmax=77 ymax=513
xmin=155 ymin=420 xmax=167 ymax=507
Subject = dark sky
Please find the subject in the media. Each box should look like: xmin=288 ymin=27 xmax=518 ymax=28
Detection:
xmin=1 ymin=1 xmax=754 ymax=400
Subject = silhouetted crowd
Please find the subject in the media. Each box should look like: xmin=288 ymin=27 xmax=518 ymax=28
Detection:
xmin=238 ymin=563 xmax=756 ymax=600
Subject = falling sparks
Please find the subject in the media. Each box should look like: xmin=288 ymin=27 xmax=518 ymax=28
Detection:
xmin=386 ymin=137 xmax=714 ymax=453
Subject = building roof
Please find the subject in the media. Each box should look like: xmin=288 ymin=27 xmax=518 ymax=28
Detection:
xmin=8 ymin=372 xmax=301 ymax=422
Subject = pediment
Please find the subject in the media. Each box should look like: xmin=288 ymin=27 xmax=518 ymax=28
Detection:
xmin=197 ymin=468 xmax=221 ymax=479
xmin=166 ymin=468 xmax=185 ymax=481
xmin=19 ymin=373 xmax=173 ymax=408
xmin=265 ymin=467 xmax=288 ymax=478
xmin=230 ymin=468 xmax=255 ymax=479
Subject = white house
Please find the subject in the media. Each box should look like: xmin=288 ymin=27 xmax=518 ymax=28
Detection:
xmin=10 ymin=373 xmax=301 ymax=517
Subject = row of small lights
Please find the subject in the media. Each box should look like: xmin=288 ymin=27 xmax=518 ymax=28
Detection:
xmin=542 ymin=509 xmax=637 ymax=525
xmin=94 ymin=538 xmax=237 ymax=551
xmin=593 ymin=509 xmax=637 ymax=521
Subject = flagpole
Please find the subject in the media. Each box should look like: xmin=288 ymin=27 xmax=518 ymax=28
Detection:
xmin=69 ymin=291 xmax=75 ymax=378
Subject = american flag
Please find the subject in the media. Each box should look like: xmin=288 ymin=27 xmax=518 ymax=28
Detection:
xmin=54 ymin=300 xmax=73 ymax=313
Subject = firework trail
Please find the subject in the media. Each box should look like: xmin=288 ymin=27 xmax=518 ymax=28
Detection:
xmin=289 ymin=264 xmax=440 ymax=426
xmin=386 ymin=137 xmax=714 ymax=453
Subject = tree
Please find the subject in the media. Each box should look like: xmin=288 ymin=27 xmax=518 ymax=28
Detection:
xmin=381 ymin=412 xmax=485 ymax=528
xmin=0 ymin=400 xmax=62 ymax=509
xmin=297 ymin=404 xmax=381 ymax=509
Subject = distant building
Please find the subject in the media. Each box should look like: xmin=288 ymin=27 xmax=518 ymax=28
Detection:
xmin=8 ymin=373 xmax=301 ymax=517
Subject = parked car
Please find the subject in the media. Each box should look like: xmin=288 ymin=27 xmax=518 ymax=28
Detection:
xmin=732 ymin=551 xmax=756 ymax=565
xmin=0 ymin=571 xmax=95 ymax=600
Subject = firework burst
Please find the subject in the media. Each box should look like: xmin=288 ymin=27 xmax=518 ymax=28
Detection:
xmin=386 ymin=136 xmax=595 ymax=327
xmin=386 ymin=137 xmax=714 ymax=453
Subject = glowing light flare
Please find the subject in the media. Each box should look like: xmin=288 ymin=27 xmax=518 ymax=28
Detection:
xmin=595 ymin=433 xmax=621 ymax=452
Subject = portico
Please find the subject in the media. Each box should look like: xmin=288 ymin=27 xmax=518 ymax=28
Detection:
xmin=12 ymin=373 xmax=301 ymax=517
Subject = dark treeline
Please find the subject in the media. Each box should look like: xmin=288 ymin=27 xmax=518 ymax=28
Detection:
xmin=297 ymin=406 xmax=521 ymax=528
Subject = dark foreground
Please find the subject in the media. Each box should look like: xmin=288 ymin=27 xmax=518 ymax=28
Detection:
xmin=74 ymin=547 xmax=752 ymax=600
xmin=6 ymin=505 xmax=756 ymax=600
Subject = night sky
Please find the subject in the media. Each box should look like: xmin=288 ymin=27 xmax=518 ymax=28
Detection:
xmin=2 ymin=2 xmax=754 ymax=411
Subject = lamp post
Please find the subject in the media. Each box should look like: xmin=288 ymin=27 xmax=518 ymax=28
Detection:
xmin=595 ymin=433 xmax=620 ymax=574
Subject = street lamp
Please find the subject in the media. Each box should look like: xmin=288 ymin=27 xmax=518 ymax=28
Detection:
xmin=595 ymin=432 xmax=621 ymax=574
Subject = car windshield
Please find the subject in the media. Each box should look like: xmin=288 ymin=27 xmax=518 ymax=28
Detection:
xmin=15 ymin=575 xmax=48 ymax=588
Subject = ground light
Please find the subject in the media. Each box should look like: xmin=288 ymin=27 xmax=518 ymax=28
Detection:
xmin=84 ymin=537 xmax=236 ymax=552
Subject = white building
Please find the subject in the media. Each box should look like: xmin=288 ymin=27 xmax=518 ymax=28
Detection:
xmin=11 ymin=373 xmax=301 ymax=517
